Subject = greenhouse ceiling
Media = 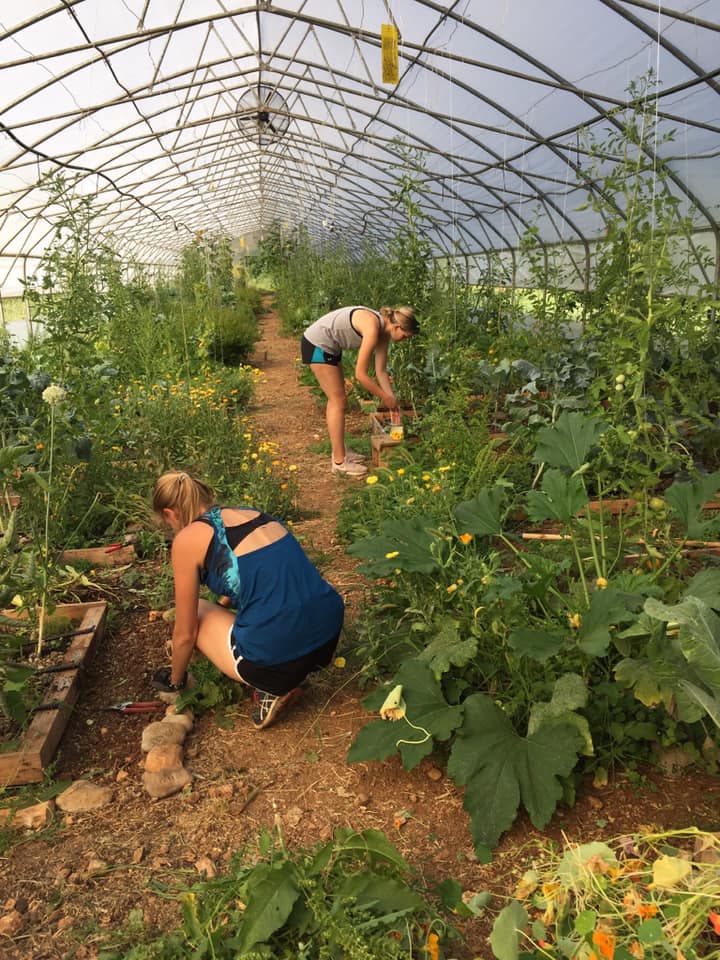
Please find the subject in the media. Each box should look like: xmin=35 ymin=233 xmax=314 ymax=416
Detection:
xmin=1 ymin=1 xmax=720 ymax=293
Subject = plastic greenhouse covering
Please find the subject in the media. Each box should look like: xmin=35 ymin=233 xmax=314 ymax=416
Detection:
xmin=1 ymin=1 xmax=719 ymax=297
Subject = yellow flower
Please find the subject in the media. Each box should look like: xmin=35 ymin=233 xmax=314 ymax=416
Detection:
xmin=289 ymin=465 xmax=297 ymax=471
xmin=459 ymin=532 xmax=473 ymax=544
xmin=432 ymin=484 xmax=441 ymax=492
xmin=439 ymin=465 xmax=451 ymax=473
xmin=10 ymin=594 xmax=24 ymax=607
xmin=447 ymin=583 xmax=458 ymax=594
xmin=406 ymin=497 xmax=415 ymax=504
xmin=334 ymin=657 xmax=346 ymax=669
xmin=35 ymin=442 xmax=44 ymax=450
xmin=568 ymin=612 xmax=582 ymax=629
xmin=396 ymin=468 xmax=405 ymax=475
xmin=596 ymin=577 xmax=609 ymax=589
xmin=422 ymin=474 xmax=430 ymax=481
xmin=366 ymin=475 xmax=379 ymax=485
xmin=385 ymin=551 xmax=399 ymax=559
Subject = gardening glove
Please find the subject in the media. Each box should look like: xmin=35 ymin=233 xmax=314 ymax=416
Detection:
xmin=152 ymin=666 xmax=187 ymax=693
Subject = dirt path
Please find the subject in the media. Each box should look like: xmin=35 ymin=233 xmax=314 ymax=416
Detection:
xmin=249 ymin=296 xmax=368 ymax=617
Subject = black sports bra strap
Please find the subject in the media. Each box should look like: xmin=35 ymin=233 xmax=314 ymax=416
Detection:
xmin=225 ymin=511 xmax=273 ymax=549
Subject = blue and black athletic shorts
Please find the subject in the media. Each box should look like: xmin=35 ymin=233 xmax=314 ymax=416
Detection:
xmin=300 ymin=335 xmax=341 ymax=366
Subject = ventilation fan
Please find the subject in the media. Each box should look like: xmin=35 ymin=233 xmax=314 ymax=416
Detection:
xmin=235 ymin=84 xmax=291 ymax=147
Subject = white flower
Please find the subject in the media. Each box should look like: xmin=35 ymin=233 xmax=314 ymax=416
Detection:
xmin=42 ymin=384 xmax=67 ymax=406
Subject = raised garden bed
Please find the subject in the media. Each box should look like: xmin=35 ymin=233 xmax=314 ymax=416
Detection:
xmin=0 ymin=601 xmax=107 ymax=786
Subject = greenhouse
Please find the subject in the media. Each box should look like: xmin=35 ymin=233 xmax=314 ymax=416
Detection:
xmin=1 ymin=3 xmax=720 ymax=958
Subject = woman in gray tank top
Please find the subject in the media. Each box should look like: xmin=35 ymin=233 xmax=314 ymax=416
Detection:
xmin=300 ymin=305 xmax=419 ymax=476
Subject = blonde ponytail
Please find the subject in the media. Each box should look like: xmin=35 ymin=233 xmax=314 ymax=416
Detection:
xmin=152 ymin=471 xmax=215 ymax=528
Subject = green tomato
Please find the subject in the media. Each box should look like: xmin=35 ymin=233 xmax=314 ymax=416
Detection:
xmin=649 ymin=496 xmax=665 ymax=511
xmin=615 ymin=373 xmax=626 ymax=384
xmin=615 ymin=382 xmax=624 ymax=392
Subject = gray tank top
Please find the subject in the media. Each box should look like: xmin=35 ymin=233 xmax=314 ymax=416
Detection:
xmin=303 ymin=306 xmax=382 ymax=353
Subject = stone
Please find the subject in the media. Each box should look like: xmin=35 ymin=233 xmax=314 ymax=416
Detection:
xmin=195 ymin=856 xmax=216 ymax=878
xmin=56 ymin=781 xmax=112 ymax=813
xmin=0 ymin=910 xmax=23 ymax=936
xmin=144 ymin=743 xmax=184 ymax=773
xmin=162 ymin=711 xmax=194 ymax=732
xmin=142 ymin=767 xmax=192 ymax=799
xmin=0 ymin=800 xmax=54 ymax=830
xmin=141 ymin=720 xmax=187 ymax=752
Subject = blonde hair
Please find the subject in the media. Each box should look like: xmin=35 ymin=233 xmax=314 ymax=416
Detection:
xmin=152 ymin=471 xmax=214 ymax=529
xmin=380 ymin=305 xmax=419 ymax=335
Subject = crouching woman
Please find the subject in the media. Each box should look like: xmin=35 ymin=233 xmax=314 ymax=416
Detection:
xmin=152 ymin=471 xmax=344 ymax=729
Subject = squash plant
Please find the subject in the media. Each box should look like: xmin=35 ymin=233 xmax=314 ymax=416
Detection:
xmin=345 ymin=413 xmax=719 ymax=858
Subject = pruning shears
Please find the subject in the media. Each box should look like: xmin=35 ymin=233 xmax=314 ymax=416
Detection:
xmin=102 ymin=700 xmax=164 ymax=714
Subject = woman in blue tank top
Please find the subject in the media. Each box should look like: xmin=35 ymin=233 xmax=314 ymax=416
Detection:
xmin=151 ymin=471 xmax=344 ymax=729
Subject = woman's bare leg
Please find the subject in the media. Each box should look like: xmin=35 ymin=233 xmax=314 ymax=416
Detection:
xmin=195 ymin=599 xmax=248 ymax=683
xmin=309 ymin=362 xmax=347 ymax=463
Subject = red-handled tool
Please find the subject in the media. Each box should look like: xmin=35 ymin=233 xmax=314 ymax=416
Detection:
xmin=101 ymin=700 xmax=164 ymax=714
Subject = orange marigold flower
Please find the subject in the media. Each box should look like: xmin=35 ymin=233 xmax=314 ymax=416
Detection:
xmin=459 ymin=532 xmax=473 ymax=544
xmin=426 ymin=931 xmax=440 ymax=960
xmin=638 ymin=903 xmax=658 ymax=920
xmin=710 ymin=911 xmax=720 ymax=935
xmin=592 ymin=928 xmax=615 ymax=960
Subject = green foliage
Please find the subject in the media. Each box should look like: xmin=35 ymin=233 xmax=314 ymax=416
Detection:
xmin=95 ymin=827 xmax=460 ymax=959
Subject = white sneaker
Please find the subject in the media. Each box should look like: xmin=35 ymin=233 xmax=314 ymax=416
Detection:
xmin=331 ymin=457 xmax=368 ymax=477
xmin=345 ymin=448 xmax=367 ymax=463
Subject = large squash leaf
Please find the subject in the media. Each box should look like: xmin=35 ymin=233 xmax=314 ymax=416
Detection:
xmin=664 ymin=469 xmax=720 ymax=540
xmin=447 ymin=694 xmax=584 ymax=856
xmin=577 ymin=588 xmax=636 ymax=656
xmin=454 ymin=486 xmax=508 ymax=537
xmin=528 ymin=673 xmax=593 ymax=757
xmin=645 ymin=596 xmax=720 ymax=698
xmin=683 ymin=569 xmax=720 ymax=610
xmin=525 ymin=469 xmax=588 ymax=522
xmin=507 ymin=627 xmax=566 ymax=662
xmin=417 ymin=617 xmax=479 ymax=675
xmin=347 ymin=518 xmax=442 ymax=576
xmin=531 ymin=411 xmax=607 ymax=472
xmin=347 ymin=660 xmax=463 ymax=770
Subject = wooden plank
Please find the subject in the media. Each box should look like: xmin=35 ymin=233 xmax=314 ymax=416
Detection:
xmin=0 ymin=602 xmax=107 ymax=787
xmin=61 ymin=544 xmax=135 ymax=567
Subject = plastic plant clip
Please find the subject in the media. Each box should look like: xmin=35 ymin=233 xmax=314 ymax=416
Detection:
xmin=380 ymin=684 xmax=406 ymax=721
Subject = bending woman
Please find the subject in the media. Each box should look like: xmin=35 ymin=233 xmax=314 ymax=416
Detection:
xmin=301 ymin=305 xmax=419 ymax=477
xmin=152 ymin=471 xmax=344 ymax=730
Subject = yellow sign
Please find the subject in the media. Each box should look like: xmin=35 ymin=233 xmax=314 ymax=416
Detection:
xmin=381 ymin=24 xmax=399 ymax=84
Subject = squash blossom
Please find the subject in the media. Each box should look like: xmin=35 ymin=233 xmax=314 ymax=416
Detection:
xmin=380 ymin=684 xmax=406 ymax=721
xmin=596 ymin=577 xmax=609 ymax=589
xmin=568 ymin=612 xmax=582 ymax=629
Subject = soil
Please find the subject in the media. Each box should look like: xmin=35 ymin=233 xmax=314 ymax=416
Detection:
xmin=2 ymin=299 xmax=719 ymax=960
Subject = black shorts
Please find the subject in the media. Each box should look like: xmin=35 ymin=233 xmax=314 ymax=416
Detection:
xmin=236 ymin=633 xmax=340 ymax=696
xmin=300 ymin=335 xmax=341 ymax=366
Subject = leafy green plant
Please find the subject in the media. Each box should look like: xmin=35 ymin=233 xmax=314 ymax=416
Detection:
xmin=95 ymin=826 xmax=463 ymax=959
